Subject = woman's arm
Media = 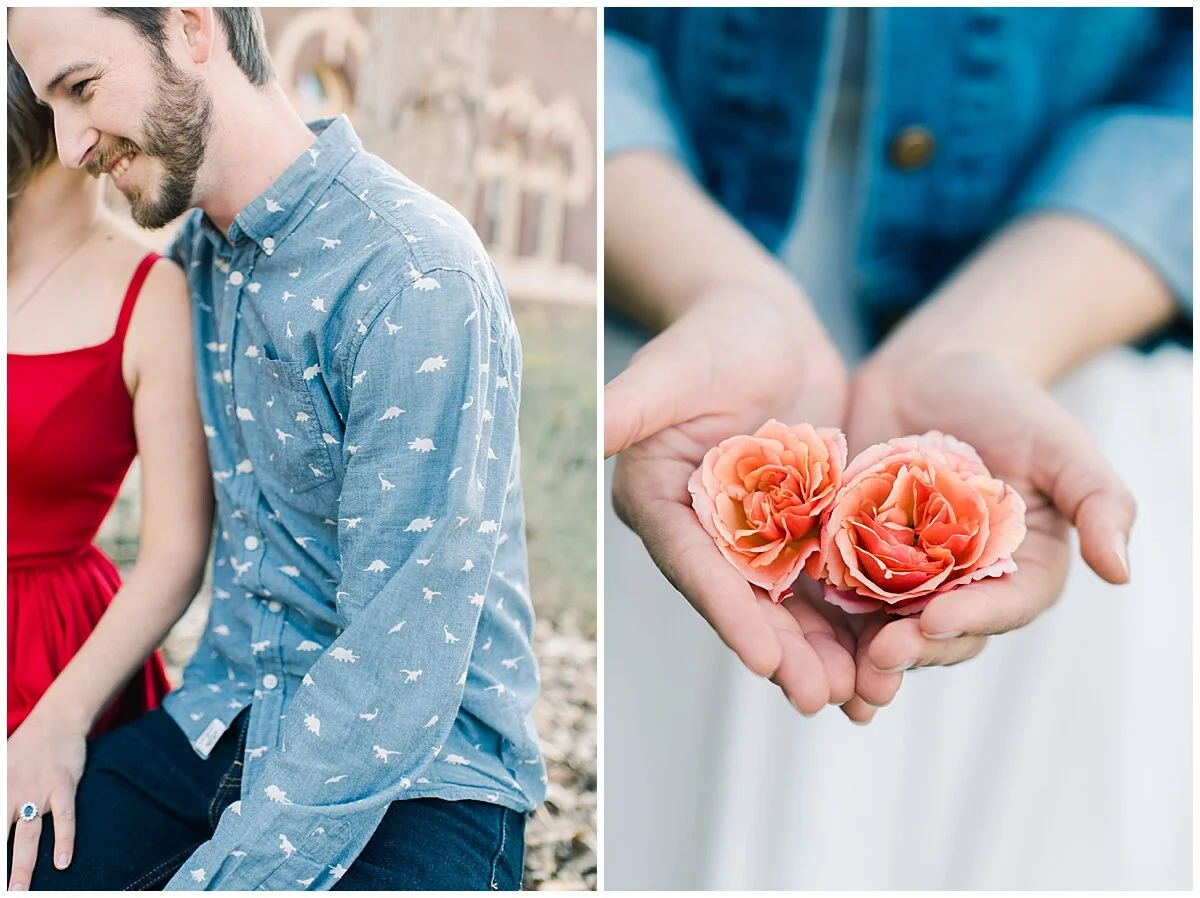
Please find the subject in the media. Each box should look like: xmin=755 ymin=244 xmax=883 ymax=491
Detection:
xmin=7 ymin=257 xmax=213 ymax=885
xmin=864 ymin=211 xmax=1177 ymax=387
xmin=604 ymin=147 xmax=864 ymax=716
xmin=27 ymin=258 xmax=214 ymax=735
xmin=840 ymin=211 xmax=1167 ymax=715
xmin=604 ymin=18 xmax=859 ymax=715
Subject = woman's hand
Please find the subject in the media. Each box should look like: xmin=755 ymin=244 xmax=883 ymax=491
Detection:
xmin=7 ymin=711 xmax=88 ymax=889
xmin=607 ymin=284 xmax=861 ymax=714
xmin=833 ymin=211 xmax=1171 ymax=718
xmin=839 ymin=349 xmax=1136 ymax=717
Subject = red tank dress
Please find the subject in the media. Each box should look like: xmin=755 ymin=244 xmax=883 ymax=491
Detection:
xmin=8 ymin=252 xmax=172 ymax=738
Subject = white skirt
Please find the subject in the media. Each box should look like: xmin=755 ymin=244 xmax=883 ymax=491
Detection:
xmin=602 ymin=321 xmax=1192 ymax=889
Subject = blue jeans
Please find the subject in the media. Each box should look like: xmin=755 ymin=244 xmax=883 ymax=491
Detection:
xmin=8 ymin=709 xmax=525 ymax=890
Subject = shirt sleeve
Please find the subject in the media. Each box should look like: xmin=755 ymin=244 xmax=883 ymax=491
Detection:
xmin=164 ymin=268 xmax=520 ymax=890
xmin=604 ymin=28 xmax=698 ymax=172
xmin=1009 ymin=12 xmax=1192 ymax=312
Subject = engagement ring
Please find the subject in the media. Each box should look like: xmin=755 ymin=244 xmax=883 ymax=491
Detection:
xmin=19 ymin=801 xmax=39 ymax=822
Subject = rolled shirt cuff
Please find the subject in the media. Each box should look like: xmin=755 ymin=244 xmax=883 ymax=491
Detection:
xmin=1012 ymin=107 xmax=1192 ymax=314
xmin=604 ymin=32 xmax=697 ymax=172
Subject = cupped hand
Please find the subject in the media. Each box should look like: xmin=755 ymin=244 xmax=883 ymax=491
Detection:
xmin=839 ymin=349 xmax=1135 ymax=716
xmin=606 ymin=285 xmax=863 ymax=714
xmin=7 ymin=712 xmax=88 ymax=889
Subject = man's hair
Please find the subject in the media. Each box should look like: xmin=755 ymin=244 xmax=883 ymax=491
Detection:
xmin=7 ymin=44 xmax=56 ymax=200
xmin=100 ymin=7 xmax=274 ymax=86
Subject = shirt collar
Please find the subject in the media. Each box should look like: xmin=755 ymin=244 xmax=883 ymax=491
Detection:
xmin=198 ymin=115 xmax=362 ymax=255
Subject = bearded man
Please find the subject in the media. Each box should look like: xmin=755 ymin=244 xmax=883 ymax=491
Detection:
xmin=7 ymin=7 xmax=544 ymax=890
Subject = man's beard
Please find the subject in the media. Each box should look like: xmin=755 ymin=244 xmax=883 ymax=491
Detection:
xmin=89 ymin=55 xmax=213 ymax=229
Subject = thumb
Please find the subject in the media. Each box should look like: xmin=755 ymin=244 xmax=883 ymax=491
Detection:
xmin=604 ymin=327 xmax=706 ymax=457
xmin=1030 ymin=401 xmax=1136 ymax=584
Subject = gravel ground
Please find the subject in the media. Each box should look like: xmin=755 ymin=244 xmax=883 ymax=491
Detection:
xmin=523 ymin=611 xmax=598 ymax=890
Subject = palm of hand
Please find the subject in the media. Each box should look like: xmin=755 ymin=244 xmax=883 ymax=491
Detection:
xmin=608 ymin=288 xmax=858 ymax=713
xmin=838 ymin=351 xmax=1125 ymax=709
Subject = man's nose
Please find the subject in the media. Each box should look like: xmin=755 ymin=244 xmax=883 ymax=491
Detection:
xmin=53 ymin=107 xmax=101 ymax=171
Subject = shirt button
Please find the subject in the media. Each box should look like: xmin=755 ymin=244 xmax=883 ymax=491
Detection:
xmin=229 ymin=271 xmax=245 ymax=286
xmin=267 ymin=600 xmax=283 ymax=612
xmin=888 ymin=125 xmax=936 ymax=171
xmin=262 ymin=674 xmax=278 ymax=689
xmin=244 ymin=535 xmax=260 ymax=551
xmin=263 ymin=237 xmax=276 ymax=252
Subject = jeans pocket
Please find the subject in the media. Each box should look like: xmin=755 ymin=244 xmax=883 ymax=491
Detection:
xmin=487 ymin=808 xmax=525 ymax=891
xmin=206 ymin=715 xmax=251 ymax=829
xmin=124 ymin=843 xmax=207 ymax=891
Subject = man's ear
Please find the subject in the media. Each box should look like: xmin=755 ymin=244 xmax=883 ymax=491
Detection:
xmin=177 ymin=7 xmax=216 ymax=66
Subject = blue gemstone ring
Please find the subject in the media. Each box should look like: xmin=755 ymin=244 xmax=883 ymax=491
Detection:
xmin=18 ymin=801 xmax=39 ymax=822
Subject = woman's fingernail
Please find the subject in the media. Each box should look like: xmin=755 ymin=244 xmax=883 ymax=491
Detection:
xmin=1114 ymin=533 xmax=1130 ymax=580
xmin=878 ymin=659 xmax=913 ymax=674
xmin=57 ymin=852 xmax=71 ymax=868
xmin=924 ymin=630 xmax=962 ymax=641
xmin=11 ymin=883 xmax=26 ymax=891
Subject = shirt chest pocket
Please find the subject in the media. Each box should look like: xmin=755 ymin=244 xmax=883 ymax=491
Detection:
xmin=233 ymin=357 xmax=339 ymax=497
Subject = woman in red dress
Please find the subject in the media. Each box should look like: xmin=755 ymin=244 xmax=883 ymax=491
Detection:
xmin=6 ymin=52 xmax=213 ymax=869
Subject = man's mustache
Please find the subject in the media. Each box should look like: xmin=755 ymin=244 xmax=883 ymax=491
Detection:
xmin=85 ymin=139 xmax=143 ymax=179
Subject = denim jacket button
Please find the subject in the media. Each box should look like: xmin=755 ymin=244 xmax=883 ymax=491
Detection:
xmin=888 ymin=125 xmax=936 ymax=170
xmin=262 ymin=674 xmax=278 ymax=689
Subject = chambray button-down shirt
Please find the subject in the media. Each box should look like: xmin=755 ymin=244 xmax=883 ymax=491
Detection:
xmin=161 ymin=116 xmax=546 ymax=890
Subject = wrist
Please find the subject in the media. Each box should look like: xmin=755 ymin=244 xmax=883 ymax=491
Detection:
xmin=874 ymin=213 xmax=1176 ymax=386
xmin=24 ymin=691 xmax=97 ymax=736
xmin=606 ymin=151 xmax=831 ymax=335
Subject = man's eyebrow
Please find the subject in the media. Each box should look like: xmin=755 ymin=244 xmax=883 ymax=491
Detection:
xmin=45 ymin=61 xmax=93 ymax=94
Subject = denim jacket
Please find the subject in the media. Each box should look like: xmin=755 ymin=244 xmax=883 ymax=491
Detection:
xmin=161 ymin=116 xmax=545 ymax=890
xmin=606 ymin=8 xmax=1192 ymax=331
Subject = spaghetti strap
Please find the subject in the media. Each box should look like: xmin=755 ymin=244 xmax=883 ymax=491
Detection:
xmin=113 ymin=252 xmax=162 ymax=345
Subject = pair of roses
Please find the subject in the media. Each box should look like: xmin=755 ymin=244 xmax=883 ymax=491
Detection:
xmin=689 ymin=421 xmax=1027 ymax=615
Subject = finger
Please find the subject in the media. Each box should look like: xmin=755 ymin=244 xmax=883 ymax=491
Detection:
xmin=49 ymin=784 xmax=76 ymax=871
xmin=839 ymin=694 xmax=878 ymax=725
xmin=852 ymin=617 xmax=904 ymax=708
xmin=767 ymin=606 xmax=831 ymax=715
xmin=917 ymin=514 xmax=1069 ymax=639
xmin=8 ymin=814 xmax=43 ymax=890
xmin=865 ymin=617 xmax=988 ymax=690
xmin=603 ymin=327 xmax=709 ymax=457
xmin=632 ymin=496 xmax=783 ymax=678
xmin=1030 ymin=405 xmax=1136 ymax=584
xmin=782 ymin=594 xmax=856 ymax=705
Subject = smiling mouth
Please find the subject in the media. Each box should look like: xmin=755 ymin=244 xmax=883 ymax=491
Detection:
xmin=107 ymin=152 xmax=136 ymax=181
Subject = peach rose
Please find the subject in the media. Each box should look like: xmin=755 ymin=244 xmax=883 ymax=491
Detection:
xmin=689 ymin=419 xmax=847 ymax=603
xmin=821 ymin=431 xmax=1027 ymax=615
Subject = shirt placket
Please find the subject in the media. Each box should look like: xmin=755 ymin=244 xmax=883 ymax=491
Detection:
xmin=218 ymin=244 xmax=264 ymax=594
xmin=223 ymin=240 xmax=292 ymax=768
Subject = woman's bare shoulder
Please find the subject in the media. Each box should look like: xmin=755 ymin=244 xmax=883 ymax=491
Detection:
xmin=115 ymin=219 xmax=195 ymax=384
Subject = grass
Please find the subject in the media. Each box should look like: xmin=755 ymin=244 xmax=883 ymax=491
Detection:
xmin=511 ymin=300 xmax=597 ymax=625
